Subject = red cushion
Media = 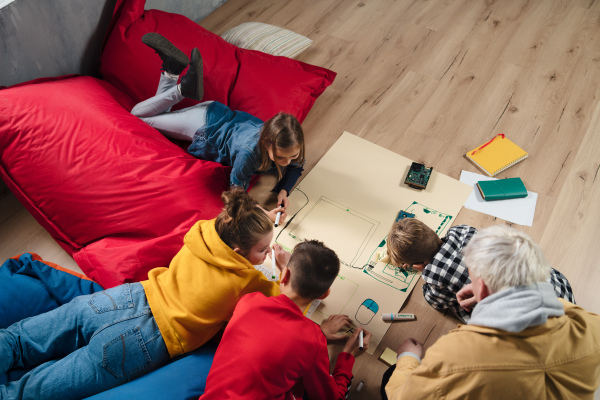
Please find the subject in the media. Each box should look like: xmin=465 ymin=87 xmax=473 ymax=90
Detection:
xmin=100 ymin=0 xmax=238 ymax=110
xmin=100 ymin=0 xmax=336 ymax=122
xmin=0 ymin=76 xmax=229 ymax=288
xmin=229 ymin=49 xmax=337 ymax=123
xmin=0 ymin=0 xmax=336 ymax=289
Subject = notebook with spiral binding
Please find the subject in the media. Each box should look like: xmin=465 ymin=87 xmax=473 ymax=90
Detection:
xmin=466 ymin=134 xmax=528 ymax=177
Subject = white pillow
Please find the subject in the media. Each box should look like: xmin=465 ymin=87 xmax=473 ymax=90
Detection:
xmin=221 ymin=22 xmax=313 ymax=58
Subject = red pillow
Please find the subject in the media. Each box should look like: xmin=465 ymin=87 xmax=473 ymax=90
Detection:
xmin=100 ymin=0 xmax=336 ymax=122
xmin=100 ymin=0 xmax=238 ymax=110
xmin=0 ymin=76 xmax=229 ymax=288
xmin=229 ymin=49 xmax=336 ymax=122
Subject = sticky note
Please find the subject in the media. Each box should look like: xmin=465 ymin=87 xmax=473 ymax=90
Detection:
xmin=379 ymin=347 xmax=398 ymax=367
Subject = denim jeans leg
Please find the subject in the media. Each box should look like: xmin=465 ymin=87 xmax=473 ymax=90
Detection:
xmin=0 ymin=288 xmax=113 ymax=373
xmin=0 ymin=283 xmax=169 ymax=400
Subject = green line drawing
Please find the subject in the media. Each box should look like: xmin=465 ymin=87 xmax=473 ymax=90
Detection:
xmin=361 ymin=202 xmax=452 ymax=291
xmin=277 ymin=192 xmax=379 ymax=268
xmin=404 ymin=201 xmax=453 ymax=234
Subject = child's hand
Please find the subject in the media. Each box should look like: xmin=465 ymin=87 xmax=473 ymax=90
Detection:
xmin=277 ymin=190 xmax=290 ymax=210
xmin=271 ymin=243 xmax=291 ymax=270
xmin=343 ymin=327 xmax=371 ymax=357
xmin=320 ymin=314 xmax=352 ymax=341
xmin=456 ymin=283 xmax=477 ymax=312
xmin=409 ymin=262 xmax=426 ymax=271
xmin=265 ymin=206 xmax=287 ymax=224
xmin=396 ymin=338 xmax=424 ymax=359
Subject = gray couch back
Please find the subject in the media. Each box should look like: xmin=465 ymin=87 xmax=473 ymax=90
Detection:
xmin=0 ymin=0 xmax=226 ymax=87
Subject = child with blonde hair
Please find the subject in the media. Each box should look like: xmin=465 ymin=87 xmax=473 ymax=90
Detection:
xmin=386 ymin=218 xmax=574 ymax=322
xmin=383 ymin=225 xmax=600 ymax=400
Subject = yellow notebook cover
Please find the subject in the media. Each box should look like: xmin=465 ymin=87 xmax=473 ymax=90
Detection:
xmin=466 ymin=134 xmax=528 ymax=176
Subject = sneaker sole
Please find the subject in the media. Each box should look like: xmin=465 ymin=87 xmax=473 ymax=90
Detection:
xmin=190 ymin=48 xmax=204 ymax=101
xmin=142 ymin=33 xmax=189 ymax=73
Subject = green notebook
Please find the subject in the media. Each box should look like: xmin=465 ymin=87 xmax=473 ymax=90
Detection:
xmin=476 ymin=178 xmax=528 ymax=201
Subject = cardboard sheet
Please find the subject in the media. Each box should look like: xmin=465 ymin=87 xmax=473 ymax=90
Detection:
xmin=262 ymin=132 xmax=472 ymax=353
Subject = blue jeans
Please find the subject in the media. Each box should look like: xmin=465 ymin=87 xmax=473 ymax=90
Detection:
xmin=0 ymin=283 xmax=169 ymax=399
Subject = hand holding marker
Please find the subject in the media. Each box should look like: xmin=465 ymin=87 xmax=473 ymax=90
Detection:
xmin=344 ymin=326 xmax=371 ymax=356
xmin=274 ymin=203 xmax=284 ymax=227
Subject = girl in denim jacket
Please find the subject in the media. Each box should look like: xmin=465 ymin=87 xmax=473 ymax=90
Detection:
xmin=132 ymin=33 xmax=305 ymax=214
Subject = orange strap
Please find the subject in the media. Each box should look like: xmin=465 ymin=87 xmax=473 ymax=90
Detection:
xmin=471 ymin=133 xmax=505 ymax=155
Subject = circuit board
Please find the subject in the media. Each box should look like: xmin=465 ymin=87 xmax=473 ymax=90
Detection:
xmin=395 ymin=210 xmax=415 ymax=222
xmin=404 ymin=162 xmax=432 ymax=190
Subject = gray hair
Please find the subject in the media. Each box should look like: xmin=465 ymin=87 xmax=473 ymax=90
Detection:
xmin=462 ymin=225 xmax=550 ymax=294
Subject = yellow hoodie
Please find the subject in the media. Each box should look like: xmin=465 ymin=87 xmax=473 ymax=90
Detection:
xmin=141 ymin=219 xmax=280 ymax=358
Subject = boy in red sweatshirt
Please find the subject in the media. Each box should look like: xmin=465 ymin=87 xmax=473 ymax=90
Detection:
xmin=201 ymin=239 xmax=372 ymax=400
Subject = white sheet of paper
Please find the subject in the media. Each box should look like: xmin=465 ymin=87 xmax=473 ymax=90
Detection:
xmin=459 ymin=170 xmax=538 ymax=226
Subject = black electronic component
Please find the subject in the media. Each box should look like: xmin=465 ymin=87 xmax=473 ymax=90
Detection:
xmin=404 ymin=162 xmax=432 ymax=190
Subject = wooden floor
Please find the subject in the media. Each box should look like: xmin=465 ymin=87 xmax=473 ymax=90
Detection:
xmin=2 ymin=0 xmax=600 ymax=398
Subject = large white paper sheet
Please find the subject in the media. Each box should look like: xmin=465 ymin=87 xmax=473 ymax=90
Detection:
xmin=460 ymin=170 xmax=538 ymax=226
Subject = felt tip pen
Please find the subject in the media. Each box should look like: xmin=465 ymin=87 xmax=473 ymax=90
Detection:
xmin=381 ymin=313 xmax=415 ymax=321
xmin=358 ymin=330 xmax=364 ymax=351
xmin=274 ymin=203 xmax=283 ymax=227
xmin=271 ymin=248 xmax=277 ymax=279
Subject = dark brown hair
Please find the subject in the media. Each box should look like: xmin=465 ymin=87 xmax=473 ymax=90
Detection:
xmin=387 ymin=218 xmax=442 ymax=266
xmin=215 ymin=189 xmax=273 ymax=254
xmin=287 ymin=240 xmax=340 ymax=300
xmin=257 ymin=113 xmax=305 ymax=179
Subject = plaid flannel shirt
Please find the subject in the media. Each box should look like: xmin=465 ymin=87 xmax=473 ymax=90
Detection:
xmin=421 ymin=225 xmax=575 ymax=323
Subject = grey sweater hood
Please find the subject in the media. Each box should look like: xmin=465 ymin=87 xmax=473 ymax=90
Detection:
xmin=468 ymin=281 xmax=565 ymax=332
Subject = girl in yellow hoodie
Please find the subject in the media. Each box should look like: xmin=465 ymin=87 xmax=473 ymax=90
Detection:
xmin=0 ymin=189 xmax=280 ymax=400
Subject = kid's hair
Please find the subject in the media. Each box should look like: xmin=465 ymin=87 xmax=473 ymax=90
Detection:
xmin=287 ymin=240 xmax=339 ymax=300
xmin=215 ymin=189 xmax=273 ymax=254
xmin=257 ymin=113 xmax=305 ymax=180
xmin=462 ymin=225 xmax=551 ymax=294
xmin=387 ymin=218 xmax=442 ymax=267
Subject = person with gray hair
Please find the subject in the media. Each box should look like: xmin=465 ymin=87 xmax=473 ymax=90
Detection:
xmin=384 ymin=218 xmax=574 ymax=324
xmin=383 ymin=225 xmax=600 ymax=400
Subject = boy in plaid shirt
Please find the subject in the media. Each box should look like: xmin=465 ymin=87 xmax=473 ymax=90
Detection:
xmin=386 ymin=219 xmax=575 ymax=322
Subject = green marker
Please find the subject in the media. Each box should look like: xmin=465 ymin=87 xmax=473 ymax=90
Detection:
xmin=271 ymin=248 xmax=278 ymax=280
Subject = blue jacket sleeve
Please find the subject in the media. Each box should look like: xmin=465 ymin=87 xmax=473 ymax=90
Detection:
xmin=272 ymin=161 xmax=305 ymax=194
xmin=230 ymin=149 xmax=260 ymax=190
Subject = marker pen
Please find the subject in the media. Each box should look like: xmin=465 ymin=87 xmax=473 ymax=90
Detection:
xmin=358 ymin=330 xmax=364 ymax=351
xmin=274 ymin=203 xmax=284 ymax=227
xmin=381 ymin=313 xmax=415 ymax=321
xmin=271 ymin=248 xmax=278 ymax=279
xmin=356 ymin=381 xmax=364 ymax=392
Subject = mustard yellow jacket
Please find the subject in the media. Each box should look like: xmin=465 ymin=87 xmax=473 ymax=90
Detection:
xmin=141 ymin=219 xmax=279 ymax=358
xmin=386 ymin=299 xmax=600 ymax=400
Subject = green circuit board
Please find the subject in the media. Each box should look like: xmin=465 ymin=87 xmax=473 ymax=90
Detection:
xmin=404 ymin=162 xmax=432 ymax=190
